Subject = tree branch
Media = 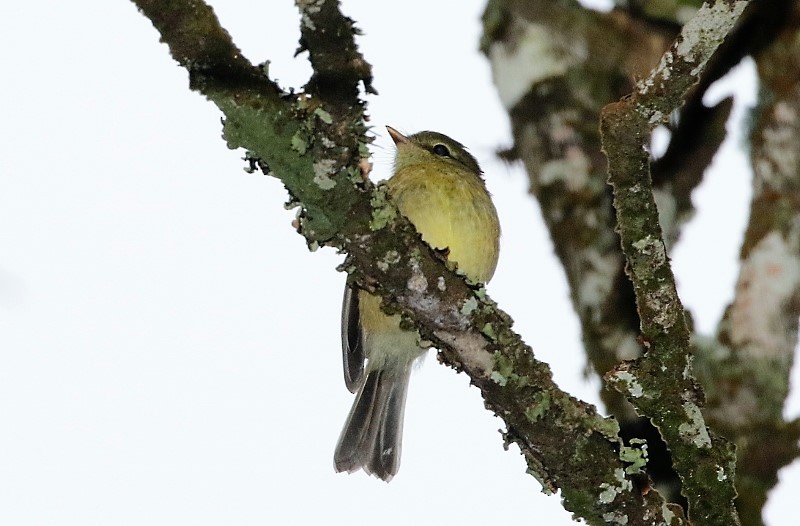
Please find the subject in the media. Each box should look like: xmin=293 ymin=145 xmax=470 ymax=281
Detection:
xmin=132 ymin=0 xmax=688 ymax=523
xmin=482 ymin=0 xmax=692 ymax=499
xmin=600 ymin=2 xmax=750 ymax=525
xmin=296 ymin=0 xmax=376 ymax=99
xmin=134 ymin=0 xmax=280 ymax=95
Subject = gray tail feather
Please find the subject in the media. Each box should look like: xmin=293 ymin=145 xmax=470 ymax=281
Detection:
xmin=333 ymin=367 xmax=410 ymax=481
xmin=341 ymin=287 xmax=364 ymax=393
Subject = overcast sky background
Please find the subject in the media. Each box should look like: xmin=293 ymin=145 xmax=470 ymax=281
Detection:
xmin=1 ymin=1 xmax=798 ymax=524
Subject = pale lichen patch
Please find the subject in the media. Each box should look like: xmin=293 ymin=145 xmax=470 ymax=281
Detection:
xmin=291 ymin=130 xmax=309 ymax=154
xmin=406 ymin=267 xmax=428 ymax=294
xmin=615 ymin=467 xmax=632 ymax=488
xmin=369 ymin=186 xmax=398 ymax=230
xmin=480 ymin=322 xmax=497 ymax=342
xmin=460 ymin=296 xmax=479 ymax=316
xmin=632 ymin=235 xmax=666 ymax=267
xmin=754 ymin=100 xmax=800 ymax=192
xmin=296 ymin=0 xmax=324 ymax=30
xmin=577 ymin=251 xmax=621 ymax=314
xmin=620 ymin=439 xmax=648 ymax=475
xmin=682 ymin=355 xmax=693 ymax=380
xmin=638 ymin=1 xmax=747 ymax=93
xmin=675 ymin=2 xmax=746 ymax=68
xmin=313 ymin=107 xmax=332 ymax=124
xmin=312 ymin=159 xmax=337 ymax=190
xmin=539 ymin=145 xmax=592 ymax=192
xmin=648 ymin=110 xmax=665 ymax=125
xmin=601 ymin=511 xmax=629 ymax=525
xmin=524 ymin=391 xmax=550 ymax=422
xmin=612 ymin=370 xmax=644 ymax=398
xmin=598 ymin=484 xmax=618 ymax=504
xmin=488 ymin=20 xmax=584 ymax=109
xmin=435 ymin=330 xmax=493 ymax=377
xmin=489 ymin=370 xmax=508 ymax=386
xmin=375 ymin=250 xmax=400 ymax=272
xmin=598 ymin=469 xmax=632 ymax=506
xmin=320 ymin=135 xmax=336 ymax=148
xmin=678 ymin=402 xmax=712 ymax=448
xmin=648 ymin=283 xmax=679 ymax=329
xmin=730 ymin=232 xmax=800 ymax=359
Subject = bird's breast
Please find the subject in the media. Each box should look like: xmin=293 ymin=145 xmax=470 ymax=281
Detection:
xmin=388 ymin=165 xmax=500 ymax=284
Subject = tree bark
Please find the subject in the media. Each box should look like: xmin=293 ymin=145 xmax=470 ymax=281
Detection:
xmin=130 ymin=0 xmax=799 ymax=523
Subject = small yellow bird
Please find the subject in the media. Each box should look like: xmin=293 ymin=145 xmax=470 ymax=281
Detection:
xmin=334 ymin=126 xmax=501 ymax=481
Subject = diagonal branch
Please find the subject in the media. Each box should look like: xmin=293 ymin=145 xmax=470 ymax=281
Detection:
xmin=600 ymin=2 xmax=750 ymax=525
xmin=131 ymin=1 xmax=690 ymax=523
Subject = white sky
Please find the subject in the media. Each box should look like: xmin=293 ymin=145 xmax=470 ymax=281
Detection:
xmin=1 ymin=1 xmax=797 ymax=524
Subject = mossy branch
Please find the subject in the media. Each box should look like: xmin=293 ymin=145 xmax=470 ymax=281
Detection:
xmin=131 ymin=0 xmax=691 ymax=523
xmin=600 ymin=2 xmax=750 ymax=525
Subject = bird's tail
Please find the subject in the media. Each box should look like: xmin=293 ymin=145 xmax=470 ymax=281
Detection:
xmin=333 ymin=365 xmax=411 ymax=482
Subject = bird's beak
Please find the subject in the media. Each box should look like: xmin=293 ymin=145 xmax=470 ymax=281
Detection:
xmin=386 ymin=126 xmax=409 ymax=145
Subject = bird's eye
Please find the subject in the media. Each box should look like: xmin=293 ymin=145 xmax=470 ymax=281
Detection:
xmin=432 ymin=144 xmax=450 ymax=157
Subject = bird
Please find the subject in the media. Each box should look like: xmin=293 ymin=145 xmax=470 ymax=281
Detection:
xmin=333 ymin=126 xmax=500 ymax=481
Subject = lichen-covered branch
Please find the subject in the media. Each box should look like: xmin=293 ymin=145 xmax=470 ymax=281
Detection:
xmin=131 ymin=1 xmax=688 ymax=523
xmin=481 ymin=0 xmax=718 ymax=500
xmin=339 ymin=192 xmax=682 ymax=525
xmin=600 ymin=2 xmax=750 ymax=525
xmin=482 ymin=0 xmax=675 ymax=422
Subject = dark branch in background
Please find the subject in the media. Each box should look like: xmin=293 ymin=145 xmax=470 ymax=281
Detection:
xmin=485 ymin=0 xmax=800 ymax=521
xmin=649 ymin=1 xmax=800 ymax=523
xmin=652 ymin=0 xmax=796 ymax=248
xmin=131 ymin=0 xmax=688 ymax=523
xmin=696 ymin=3 xmax=800 ymax=524
xmin=482 ymin=0 xmax=688 ymax=500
